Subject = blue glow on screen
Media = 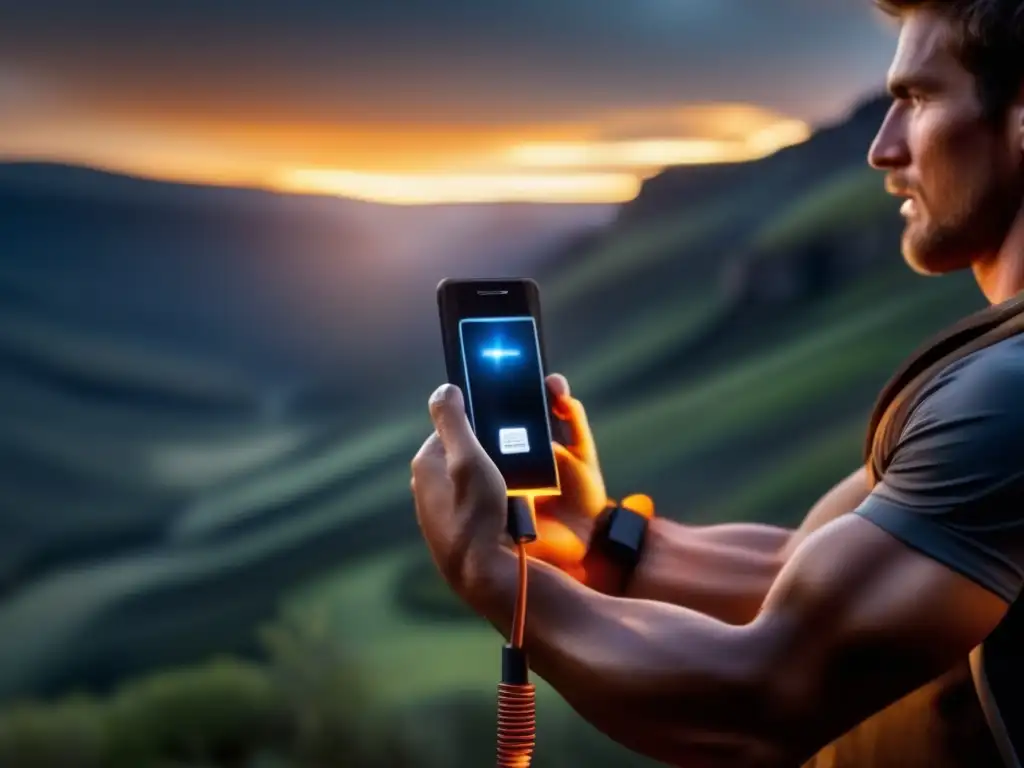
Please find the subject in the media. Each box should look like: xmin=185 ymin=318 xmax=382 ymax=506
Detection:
xmin=457 ymin=316 xmax=558 ymax=492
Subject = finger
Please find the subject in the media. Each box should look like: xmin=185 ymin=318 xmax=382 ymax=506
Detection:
xmin=532 ymin=444 xmax=607 ymax=535
xmin=410 ymin=433 xmax=453 ymax=509
xmin=428 ymin=384 xmax=488 ymax=479
xmin=411 ymin=431 xmax=447 ymax=482
xmin=551 ymin=441 xmax=605 ymax=512
xmin=563 ymin=563 xmax=587 ymax=583
xmin=523 ymin=517 xmax=586 ymax=567
xmin=553 ymin=394 xmax=599 ymax=468
xmin=427 ymin=384 xmax=506 ymax=511
xmin=622 ymin=493 xmax=656 ymax=520
xmin=547 ymin=374 xmax=573 ymax=421
xmin=546 ymin=373 xmax=570 ymax=401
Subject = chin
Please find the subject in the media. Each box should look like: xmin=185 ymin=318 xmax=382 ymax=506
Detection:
xmin=901 ymin=223 xmax=972 ymax=276
xmin=902 ymin=246 xmax=951 ymax=275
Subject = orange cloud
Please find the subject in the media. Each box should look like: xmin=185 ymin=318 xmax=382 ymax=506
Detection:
xmin=1 ymin=103 xmax=810 ymax=204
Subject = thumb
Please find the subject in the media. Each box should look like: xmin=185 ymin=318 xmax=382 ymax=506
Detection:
xmin=428 ymin=384 xmax=480 ymax=467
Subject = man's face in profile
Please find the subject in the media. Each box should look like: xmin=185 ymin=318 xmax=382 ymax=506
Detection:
xmin=868 ymin=7 xmax=1024 ymax=275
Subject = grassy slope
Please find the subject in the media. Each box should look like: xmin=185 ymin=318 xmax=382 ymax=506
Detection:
xmin=277 ymin=166 xmax=980 ymax=708
xmin=0 ymin=155 xmax=985 ymax=713
xmin=543 ymin=197 xmax=740 ymax=309
xmin=276 ymin=284 xmax=979 ymax=712
xmin=751 ymin=164 xmax=892 ymax=253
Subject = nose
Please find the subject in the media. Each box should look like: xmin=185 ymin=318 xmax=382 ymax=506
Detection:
xmin=868 ymin=102 xmax=910 ymax=170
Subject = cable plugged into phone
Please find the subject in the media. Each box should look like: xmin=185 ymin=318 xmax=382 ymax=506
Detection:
xmin=497 ymin=497 xmax=538 ymax=768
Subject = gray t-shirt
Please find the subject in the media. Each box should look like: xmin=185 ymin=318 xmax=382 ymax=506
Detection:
xmin=856 ymin=333 xmax=1024 ymax=763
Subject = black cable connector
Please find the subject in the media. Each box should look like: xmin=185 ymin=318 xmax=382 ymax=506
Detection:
xmin=501 ymin=643 xmax=529 ymax=685
xmin=506 ymin=497 xmax=537 ymax=543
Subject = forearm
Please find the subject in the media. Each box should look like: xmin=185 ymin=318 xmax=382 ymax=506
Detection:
xmin=689 ymin=521 xmax=794 ymax=553
xmin=624 ymin=517 xmax=790 ymax=625
xmin=621 ymin=466 xmax=869 ymax=621
xmin=462 ymin=548 xmax=786 ymax=767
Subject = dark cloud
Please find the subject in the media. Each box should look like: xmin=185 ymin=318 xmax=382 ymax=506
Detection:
xmin=1 ymin=0 xmax=895 ymax=126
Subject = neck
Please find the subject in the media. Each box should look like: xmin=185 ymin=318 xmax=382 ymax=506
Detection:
xmin=973 ymin=206 xmax=1024 ymax=304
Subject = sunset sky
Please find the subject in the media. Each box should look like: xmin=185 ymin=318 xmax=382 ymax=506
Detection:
xmin=0 ymin=0 xmax=897 ymax=203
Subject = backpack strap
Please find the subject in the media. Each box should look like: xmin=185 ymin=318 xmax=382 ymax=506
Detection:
xmin=865 ymin=292 xmax=1024 ymax=486
xmin=863 ymin=290 xmax=1024 ymax=768
xmin=971 ymin=645 xmax=1024 ymax=768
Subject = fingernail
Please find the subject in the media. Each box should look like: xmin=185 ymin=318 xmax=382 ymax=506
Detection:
xmin=547 ymin=373 xmax=568 ymax=395
xmin=429 ymin=384 xmax=450 ymax=407
xmin=430 ymin=383 xmax=461 ymax=408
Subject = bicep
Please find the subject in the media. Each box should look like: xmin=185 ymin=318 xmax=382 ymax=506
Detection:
xmin=780 ymin=466 xmax=869 ymax=561
xmin=733 ymin=354 xmax=1024 ymax=758
xmin=752 ymin=513 xmax=1008 ymax=759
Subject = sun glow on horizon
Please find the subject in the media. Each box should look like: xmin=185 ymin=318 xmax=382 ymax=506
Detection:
xmin=272 ymin=107 xmax=810 ymax=204
xmin=504 ymin=119 xmax=811 ymax=170
xmin=274 ymin=168 xmax=643 ymax=204
xmin=2 ymin=103 xmax=812 ymax=205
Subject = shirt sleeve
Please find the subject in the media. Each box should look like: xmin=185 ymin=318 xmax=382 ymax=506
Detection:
xmin=856 ymin=345 xmax=1024 ymax=603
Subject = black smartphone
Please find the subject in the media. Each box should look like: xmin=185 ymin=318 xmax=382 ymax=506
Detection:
xmin=437 ymin=277 xmax=562 ymax=497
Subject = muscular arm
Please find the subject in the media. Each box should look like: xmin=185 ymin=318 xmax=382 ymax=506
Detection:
xmin=625 ymin=519 xmax=788 ymax=625
xmin=458 ymin=346 xmax=1024 ymax=766
xmin=548 ymin=376 xmax=868 ymax=623
xmin=625 ymin=467 xmax=869 ymax=625
xmin=465 ymin=513 xmax=1007 ymax=767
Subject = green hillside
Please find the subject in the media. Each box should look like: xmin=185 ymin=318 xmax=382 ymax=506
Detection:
xmin=751 ymin=164 xmax=891 ymax=253
xmin=0 ymin=99 xmax=991 ymax=766
xmin=275 ymin=164 xmax=980 ymax=713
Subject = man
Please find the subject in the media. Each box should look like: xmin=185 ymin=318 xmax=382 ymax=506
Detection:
xmin=411 ymin=1 xmax=1024 ymax=765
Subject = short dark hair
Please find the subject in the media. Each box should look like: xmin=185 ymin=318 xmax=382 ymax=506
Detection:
xmin=875 ymin=0 xmax=1024 ymax=118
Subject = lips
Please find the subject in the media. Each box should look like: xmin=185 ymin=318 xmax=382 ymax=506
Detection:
xmin=885 ymin=178 xmax=918 ymax=218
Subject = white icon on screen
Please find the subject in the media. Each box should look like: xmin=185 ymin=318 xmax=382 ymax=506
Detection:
xmin=482 ymin=345 xmax=521 ymax=362
xmin=499 ymin=427 xmax=530 ymax=455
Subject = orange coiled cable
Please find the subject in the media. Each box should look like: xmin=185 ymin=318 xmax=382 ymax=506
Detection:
xmin=496 ymin=681 xmax=536 ymax=767
xmin=497 ymin=541 xmax=535 ymax=767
